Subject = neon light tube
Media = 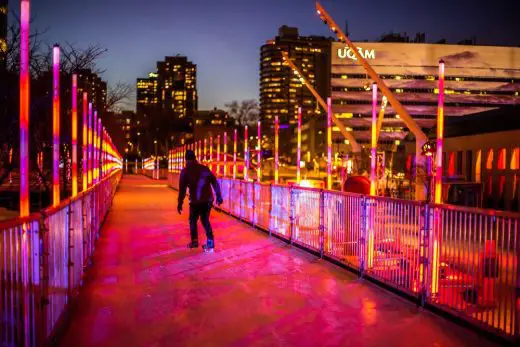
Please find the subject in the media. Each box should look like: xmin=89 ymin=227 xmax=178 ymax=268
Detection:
xmin=52 ymin=44 xmax=60 ymax=206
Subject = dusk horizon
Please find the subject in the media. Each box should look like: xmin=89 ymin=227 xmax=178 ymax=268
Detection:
xmin=7 ymin=0 xmax=519 ymax=111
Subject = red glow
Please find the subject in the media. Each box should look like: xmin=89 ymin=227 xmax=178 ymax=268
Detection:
xmin=52 ymin=44 xmax=60 ymax=207
xmin=83 ymin=93 xmax=88 ymax=191
xmin=72 ymin=74 xmax=78 ymax=196
xmin=19 ymin=0 xmax=30 ymax=216
xmin=448 ymin=152 xmax=455 ymax=177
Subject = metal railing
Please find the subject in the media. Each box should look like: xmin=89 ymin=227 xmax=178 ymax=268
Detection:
xmin=1 ymin=170 xmax=121 ymax=347
xmin=168 ymin=172 xmax=519 ymax=342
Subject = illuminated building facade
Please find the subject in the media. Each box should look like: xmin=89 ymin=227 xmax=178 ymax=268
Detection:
xmin=260 ymin=26 xmax=331 ymax=159
xmin=136 ymin=56 xmax=197 ymax=155
xmin=193 ymin=108 xmax=232 ymax=142
xmin=437 ymin=107 xmax=520 ymax=211
xmin=331 ymin=42 xmax=520 ymax=153
xmin=76 ymin=69 xmax=107 ymax=112
xmin=157 ymin=56 xmax=197 ymax=119
xmin=0 ymin=0 xmax=7 ymax=71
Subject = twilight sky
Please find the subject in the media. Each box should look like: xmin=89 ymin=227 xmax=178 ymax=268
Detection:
xmin=9 ymin=0 xmax=520 ymax=110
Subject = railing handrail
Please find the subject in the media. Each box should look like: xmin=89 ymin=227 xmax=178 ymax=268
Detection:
xmin=216 ymin=175 xmax=520 ymax=219
xmin=0 ymin=169 xmax=122 ymax=229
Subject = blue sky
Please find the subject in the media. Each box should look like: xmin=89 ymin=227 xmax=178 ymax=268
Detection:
xmin=8 ymin=0 xmax=519 ymax=110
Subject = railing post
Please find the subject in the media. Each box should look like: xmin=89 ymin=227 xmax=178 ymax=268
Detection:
xmin=420 ymin=202 xmax=431 ymax=306
xmin=67 ymin=204 xmax=74 ymax=299
xmin=319 ymin=189 xmax=325 ymax=259
xmin=359 ymin=195 xmax=367 ymax=277
xmin=39 ymin=213 xmax=50 ymax=340
xmin=289 ymin=185 xmax=295 ymax=245
xmin=252 ymin=182 xmax=256 ymax=227
xmin=268 ymin=183 xmax=272 ymax=237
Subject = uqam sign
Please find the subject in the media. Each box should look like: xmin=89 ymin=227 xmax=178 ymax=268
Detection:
xmin=337 ymin=46 xmax=376 ymax=60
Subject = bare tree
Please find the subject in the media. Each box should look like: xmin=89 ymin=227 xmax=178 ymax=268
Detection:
xmin=225 ymin=99 xmax=260 ymax=127
xmin=106 ymin=82 xmax=134 ymax=112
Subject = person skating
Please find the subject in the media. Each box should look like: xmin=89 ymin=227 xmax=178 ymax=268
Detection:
xmin=177 ymin=150 xmax=223 ymax=252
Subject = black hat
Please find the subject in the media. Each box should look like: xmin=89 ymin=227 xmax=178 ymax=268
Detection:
xmin=185 ymin=150 xmax=196 ymax=161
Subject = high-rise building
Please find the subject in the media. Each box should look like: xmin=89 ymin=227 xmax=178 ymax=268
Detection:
xmin=157 ymin=56 xmax=197 ymax=119
xmin=0 ymin=0 xmax=7 ymax=71
xmin=260 ymin=26 xmax=331 ymax=159
xmin=77 ymin=69 xmax=107 ymax=112
xmin=136 ymin=56 xmax=197 ymax=154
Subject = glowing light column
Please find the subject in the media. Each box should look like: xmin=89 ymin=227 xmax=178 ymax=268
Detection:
xmin=82 ymin=93 xmax=88 ymax=191
xmin=430 ymin=60 xmax=446 ymax=299
xmin=297 ymin=107 xmax=302 ymax=184
xmin=244 ymin=126 xmax=249 ymax=181
xmin=209 ymin=136 xmax=213 ymax=171
xmin=224 ymin=132 xmax=228 ymax=177
xmin=71 ymin=74 xmax=78 ymax=196
xmin=435 ymin=60 xmax=445 ymax=204
xmin=204 ymin=138 xmax=207 ymax=165
xmin=87 ymin=103 xmax=93 ymax=186
xmin=275 ymin=116 xmax=279 ymax=184
xmin=19 ymin=0 xmax=30 ymax=216
xmin=97 ymin=118 xmax=102 ymax=181
xmin=327 ymin=97 xmax=332 ymax=190
xmin=217 ymin=135 xmax=221 ymax=175
xmin=93 ymin=111 xmax=98 ymax=184
xmin=233 ymin=129 xmax=237 ymax=179
xmin=52 ymin=45 xmax=61 ymax=206
xmin=370 ymin=83 xmax=377 ymax=196
xmin=257 ymin=121 xmax=261 ymax=182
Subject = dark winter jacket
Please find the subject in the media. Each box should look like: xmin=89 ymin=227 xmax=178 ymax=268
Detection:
xmin=178 ymin=161 xmax=222 ymax=205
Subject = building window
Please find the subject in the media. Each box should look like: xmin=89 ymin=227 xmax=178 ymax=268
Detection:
xmin=475 ymin=150 xmax=482 ymax=183
xmin=486 ymin=149 xmax=494 ymax=170
xmin=511 ymin=148 xmax=520 ymax=170
xmin=498 ymin=148 xmax=506 ymax=170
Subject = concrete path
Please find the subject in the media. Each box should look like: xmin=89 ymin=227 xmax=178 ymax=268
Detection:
xmin=59 ymin=175 xmax=497 ymax=347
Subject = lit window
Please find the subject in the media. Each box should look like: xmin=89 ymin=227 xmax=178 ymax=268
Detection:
xmin=486 ymin=149 xmax=494 ymax=170
xmin=511 ymin=148 xmax=520 ymax=170
xmin=498 ymin=148 xmax=506 ymax=170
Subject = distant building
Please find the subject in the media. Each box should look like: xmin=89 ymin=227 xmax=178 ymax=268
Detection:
xmin=77 ymin=69 xmax=107 ymax=113
xmin=260 ymin=26 xmax=332 ymax=159
xmin=136 ymin=56 xmax=197 ymax=155
xmin=0 ymin=0 xmax=7 ymax=71
xmin=193 ymin=108 xmax=232 ymax=142
xmin=433 ymin=106 xmax=520 ymax=211
xmin=331 ymin=42 xmax=520 ymax=154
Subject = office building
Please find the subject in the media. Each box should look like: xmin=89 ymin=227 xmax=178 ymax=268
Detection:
xmin=77 ymin=69 xmax=107 ymax=112
xmin=330 ymin=42 xmax=520 ymax=152
xmin=136 ymin=56 xmax=197 ymax=154
xmin=260 ymin=26 xmax=331 ymax=159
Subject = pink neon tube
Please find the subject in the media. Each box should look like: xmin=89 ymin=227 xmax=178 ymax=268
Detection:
xmin=297 ymin=107 xmax=302 ymax=184
xmin=52 ymin=44 xmax=60 ymax=206
xmin=72 ymin=74 xmax=78 ymax=196
xmin=82 ymin=93 xmax=88 ymax=191
xmin=88 ymin=103 xmax=93 ymax=186
xmin=275 ymin=116 xmax=279 ymax=184
xmin=217 ymin=135 xmax=221 ymax=175
xmin=327 ymin=97 xmax=332 ymax=190
xmin=257 ymin=121 xmax=261 ymax=182
xmin=244 ymin=125 xmax=248 ymax=180
xmin=224 ymin=132 xmax=228 ymax=177
xmin=435 ymin=60 xmax=445 ymax=204
xmin=371 ymin=83 xmax=377 ymax=196
xmin=233 ymin=129 xmax=237 ymax=179
xmin=93 ymin=110 xmax=98 ymax=184
xmin=97 ymin=117 xmax=102 ymax=181
xmin=204 ymin=138 xmax=207 ymax=164
xmin=19 ymin=0 xmax=30 ymax=216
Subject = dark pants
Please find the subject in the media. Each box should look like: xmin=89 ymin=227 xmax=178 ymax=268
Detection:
xmin=189 ymin=202 xmax=214 ymax=243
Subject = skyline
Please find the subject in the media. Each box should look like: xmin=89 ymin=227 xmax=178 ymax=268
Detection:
xmin=7 ymin=0 xmax=520 ymax=111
